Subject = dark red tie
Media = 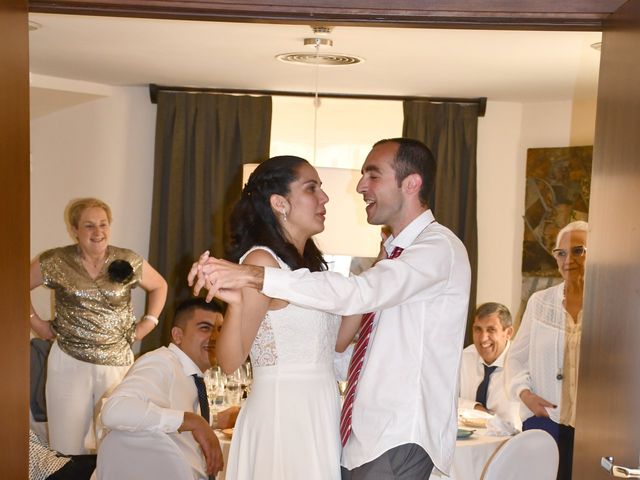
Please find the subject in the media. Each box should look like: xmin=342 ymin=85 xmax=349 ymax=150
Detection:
xmin=339 ymin=246 xmax=404 ymax=447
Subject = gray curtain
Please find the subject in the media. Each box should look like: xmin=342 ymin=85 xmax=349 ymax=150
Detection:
xmin=403 ymin=100 xmax=479 ymax=346
xmin=142 ymin=91 xmax=272 ymax=352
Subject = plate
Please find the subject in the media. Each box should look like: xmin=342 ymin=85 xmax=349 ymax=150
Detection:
xmin=460 ymin=417 xmax=488 ymax=428
xmin=456 ymin=428 xmax=475 ymax=439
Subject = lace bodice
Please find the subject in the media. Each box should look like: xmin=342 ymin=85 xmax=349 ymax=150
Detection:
xmin=240 ymin=247 xmax=340 ymax=367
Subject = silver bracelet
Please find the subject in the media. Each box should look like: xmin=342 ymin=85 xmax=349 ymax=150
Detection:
xmin=142 ymin=314 xmax=159 ymax=326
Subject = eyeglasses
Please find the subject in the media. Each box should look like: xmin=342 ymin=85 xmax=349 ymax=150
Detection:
xmin=552 ymin=245 xmax=587 ymax=260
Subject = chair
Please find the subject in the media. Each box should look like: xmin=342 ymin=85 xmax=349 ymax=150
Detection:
xmin=481 ymin=430 xmax=559 ymax=480
xmin=96 ymin=430 xmax=193 ymax=480
xmin=30 ymin=338 xmax=52 ymax=422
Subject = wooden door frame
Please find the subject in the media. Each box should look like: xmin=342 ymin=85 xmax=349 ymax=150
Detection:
xmin=1 ymin=0 xmax=30 ymax=478
xmin=28 ymin=0 xmax=623 ymax=30
xmin=11 ymin=0 xmax=638 ymax=478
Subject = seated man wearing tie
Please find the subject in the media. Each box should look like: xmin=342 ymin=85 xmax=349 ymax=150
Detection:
xmin=99 ymin=298 xmax=224 ymax=479
xmin=458 ymin=302 xmax=521 ymax=429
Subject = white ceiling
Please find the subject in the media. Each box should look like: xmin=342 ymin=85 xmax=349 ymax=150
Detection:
xmin=28 ymin=13 xmax=602 ymax=106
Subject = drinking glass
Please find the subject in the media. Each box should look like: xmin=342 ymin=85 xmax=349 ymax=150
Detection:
xmin=205 ymin=366 xmax=226 ymax=411
xmin=240 ymin=361 xmax=253 ymax=398
xmin=224 ymin=369 xmax=243 ymax=406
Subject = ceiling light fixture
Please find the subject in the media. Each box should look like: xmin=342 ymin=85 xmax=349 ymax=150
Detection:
xmin=275 ymin=26 xmax=362 ymax=67
xmin=303 ymin=37 xmax=333 ymax=48
xmin=275 ymin=26 xmax=363 ymax=163
xmin=28 ymin=21 xmax=42 ymax=32
xmin=590 ymin=42 xmax=602 ymax=51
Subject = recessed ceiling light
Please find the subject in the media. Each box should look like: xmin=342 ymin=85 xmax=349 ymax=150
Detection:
xmin=590 ymin=42 xmax=602 ymax=51
xmin=28 ymin=21 xmax=42 ymax=32
xmin=276 ymin=52 xmax=363 ymax=66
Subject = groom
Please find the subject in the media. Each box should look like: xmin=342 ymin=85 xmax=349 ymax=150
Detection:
xmin=191 ymin=138 xmax=470 ymax=479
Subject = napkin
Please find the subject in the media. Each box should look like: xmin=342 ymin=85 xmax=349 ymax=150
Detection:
xmin=485 ymin=415 xmax=519 ymax=436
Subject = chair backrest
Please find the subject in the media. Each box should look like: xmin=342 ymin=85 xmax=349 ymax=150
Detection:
xmin=30 ymin=338 xmax=52 ymax=422
xmin=481 ymin=429 xmax=559 ymax=480
xmin=96 ymin=430 xmax=193 ymax=480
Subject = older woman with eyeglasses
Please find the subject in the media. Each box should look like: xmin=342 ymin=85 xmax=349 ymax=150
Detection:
xmin=507 ymin=220 xmax=588 ymax=480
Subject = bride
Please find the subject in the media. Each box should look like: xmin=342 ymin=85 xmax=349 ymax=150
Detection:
xmin=194 ymin=155 xmax=360 ymax=480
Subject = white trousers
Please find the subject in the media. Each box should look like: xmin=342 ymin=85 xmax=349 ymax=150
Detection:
xmin=46 ymin=341 xmax=130 ymax=455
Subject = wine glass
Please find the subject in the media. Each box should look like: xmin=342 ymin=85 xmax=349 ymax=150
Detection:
xmin=224 ymin=369 xmax=243 ymax=406
xmin=205 ymin=366 xmax=226 ymax=411
xmin=240 ymin=361 xmax=253 ymax=398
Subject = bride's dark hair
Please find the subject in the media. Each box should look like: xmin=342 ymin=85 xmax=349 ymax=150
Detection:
xmin=227 ymin=155 xmax=327 ymax=272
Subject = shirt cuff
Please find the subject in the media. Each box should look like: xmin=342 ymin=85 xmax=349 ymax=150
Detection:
xmin=261 ymin=267 xmax=286 ymax=297
xmin=154 ymin=404 xmax=185 ymax=433
xmin=514 ymin=384 xmax=531 ymax=400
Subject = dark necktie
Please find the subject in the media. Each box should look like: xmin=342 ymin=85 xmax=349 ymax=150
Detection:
xmin=475 ymin=364 xmax=497 ymax=408
xmin=192 ymin=374 xmax=210 ymax=423
xmin=340 ymin=246 xmax=404 ymax=447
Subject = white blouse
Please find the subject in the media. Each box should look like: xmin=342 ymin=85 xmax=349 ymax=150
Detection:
xmin=506 ymin=282 xmax=582 ymax=427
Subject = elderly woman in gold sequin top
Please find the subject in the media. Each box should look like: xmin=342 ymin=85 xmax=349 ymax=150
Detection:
xmin=29 ymin=198 xmax=168 ymax=455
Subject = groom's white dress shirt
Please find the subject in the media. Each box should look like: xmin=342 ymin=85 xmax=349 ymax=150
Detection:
xmin=100 ymin=343 xmax=208 ymax=479
xmin=262 ymin=210 xmax=471 ymax=474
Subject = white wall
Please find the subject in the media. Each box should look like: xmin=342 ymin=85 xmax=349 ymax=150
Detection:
xmin=30 ymin=85 xmax=156 ymax=318
xmin=30 ymin=89 xmax=591 ymax=326
xmin=477 ymin=100 xmax=575 ymax=317
xmin=271 ymin=97 xmax=402 ymax=257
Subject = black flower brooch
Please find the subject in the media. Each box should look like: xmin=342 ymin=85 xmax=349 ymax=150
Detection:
xmin=108 ymin=260 xmax=134 ymax=284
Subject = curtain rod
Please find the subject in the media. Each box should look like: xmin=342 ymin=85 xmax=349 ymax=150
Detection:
xmin=148 ymin=84 xmax=487 ymax=117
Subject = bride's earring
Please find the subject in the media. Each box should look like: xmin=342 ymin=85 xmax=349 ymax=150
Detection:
xmin=281 ymin=209 xmax=287 ymax=222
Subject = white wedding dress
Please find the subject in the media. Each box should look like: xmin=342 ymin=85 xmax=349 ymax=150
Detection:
xmin=225 ymin=247 xmax=342 ymax=480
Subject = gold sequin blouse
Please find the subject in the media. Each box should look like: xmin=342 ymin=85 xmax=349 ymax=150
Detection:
xmin=40 ymin=245 xmax=143 ymax=366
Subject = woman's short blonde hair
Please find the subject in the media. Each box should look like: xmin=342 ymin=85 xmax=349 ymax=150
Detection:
xmin=66 ymin=198 xmax=112 ymax=228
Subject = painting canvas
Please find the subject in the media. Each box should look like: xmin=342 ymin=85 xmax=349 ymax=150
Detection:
xmin=517 ymin=145 xmax=592 ymax=321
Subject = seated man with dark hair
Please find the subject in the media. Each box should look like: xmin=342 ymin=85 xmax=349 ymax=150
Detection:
xmin=459 ymin=302 xmax=521 ymax=429
xmin=98 ymin=298 xmax=225 ymax=479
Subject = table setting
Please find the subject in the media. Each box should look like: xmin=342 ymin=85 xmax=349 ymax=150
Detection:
xmin=430 ymin=409 xmax=518 ymax=479
xmin=204 ymin=361 xmax=252 ymax=480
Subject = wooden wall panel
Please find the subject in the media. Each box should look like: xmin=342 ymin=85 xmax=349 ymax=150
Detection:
xmin=0 ymin=0 xmax=31 ymax=478
xmin=573 ymin=0 xmax=640 ymax=477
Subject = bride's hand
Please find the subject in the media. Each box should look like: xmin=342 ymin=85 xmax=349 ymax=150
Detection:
xmin=189 ymin=253 xmax=263 ymax=301
xmin=187 ymin=250 xmax=211 ymax=289
xmin=214 ymin=287 xmax=242 ymax=306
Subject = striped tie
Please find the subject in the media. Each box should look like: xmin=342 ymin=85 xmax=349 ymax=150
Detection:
xmin=339 ymin=246 xmax=404 ymax=447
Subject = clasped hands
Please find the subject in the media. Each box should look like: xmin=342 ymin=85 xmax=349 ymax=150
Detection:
xmin=187 ymin=251 xmax=250 ymax=303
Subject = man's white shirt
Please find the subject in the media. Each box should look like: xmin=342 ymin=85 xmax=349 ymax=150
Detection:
xmin=100 ymin=343 xmax=208 ymax=479
xmin=262 ymin=210 xmax=471 ymax=474
xmin=458 ymin=342 xmax=522 ymax=429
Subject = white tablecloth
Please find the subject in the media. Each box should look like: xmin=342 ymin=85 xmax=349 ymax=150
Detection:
xmin=215 ymin=432 xmax=232 ymax=480
xmin=430 ymin=429 xmax=509 ymax=480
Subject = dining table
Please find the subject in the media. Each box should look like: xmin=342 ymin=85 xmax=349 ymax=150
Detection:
xmin=429 ymin=428 xmax=510 ymax=480
xmin=215 ymin=431 xmax=232 ymax=480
